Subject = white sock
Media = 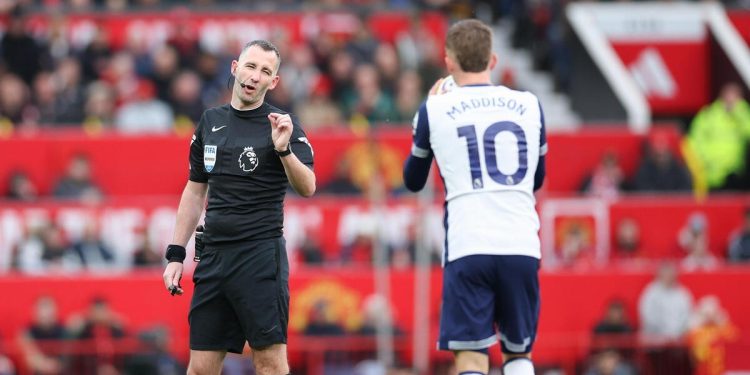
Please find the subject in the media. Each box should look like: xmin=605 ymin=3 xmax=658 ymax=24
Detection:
xmin=503 ymin=357 xmax=534 ymax=375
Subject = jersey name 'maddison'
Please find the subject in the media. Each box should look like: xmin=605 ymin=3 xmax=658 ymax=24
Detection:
xmin=411 ymin=85 xmax=547 ymax=262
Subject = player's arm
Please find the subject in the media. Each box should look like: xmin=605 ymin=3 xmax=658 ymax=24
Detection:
xmin=163 ymin=115 xmax=209 ymax=296
xmin=171 ymin=181 xmax=208 ymax=248
xmin=534 ymin=98 xmax=548 ymax=192
xmin=270 ymin=113 xmax=316 ymax=197
xmin=403 ymin=103 xmax=433 ymax=192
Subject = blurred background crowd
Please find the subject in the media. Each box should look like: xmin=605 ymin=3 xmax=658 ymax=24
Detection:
xmin=1 ymin=0 xmax=750 ymax=374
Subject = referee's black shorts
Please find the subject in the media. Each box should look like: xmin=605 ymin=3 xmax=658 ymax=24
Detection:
xmin=189 ymin=237 xmax=289 ymax=353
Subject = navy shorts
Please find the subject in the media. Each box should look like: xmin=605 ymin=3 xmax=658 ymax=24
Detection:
xmin=438 ymin=254 xmax=540 ymax=354
xmin=189 ymin=237 xmax=289 ymax=353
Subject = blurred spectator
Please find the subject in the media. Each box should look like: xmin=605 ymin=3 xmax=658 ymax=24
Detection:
xmin=30 ymin=72 xmax=60 ymax=125
xmin=0 ymin=73 xmax=35 ymax=129
xmin=341 ymin=230 xmax=375 ymax=265
xmin=298 ymin=230 xmax=325 ymax=266
xmin=52 ymin=154 xmax=103 ymax=201
xmin=327 ymin=49 xmax=356 ymax=104
xmin=266 ymin=76 xmax=294 ymax=112
xmin=388 ymin=223 xmax=416 ymax=269
xmin=373 ymin=43 xmax=400 ymax=95
xmin=727 ymin=208 xmax=750 ymax=263
xmin=122 ymin=326 xmax=185 ymax=375
xmin=78 ymin=26 xmax=113 ymax=84
xmin=167 ymin=16 xmax=200 ymax=67
xmin=45 ymin=15 xmax=72 ymax=62
xmin=280 ymin=43 xmax=320 ymax=107
xmin=16 ymin=222 xmax=79 ymax=274
xmin=131 ymin=229 xmax=162 ymax=269
xmin=194 ymin=50 xmax=227 ymax=109
xmin=69 ymin=221 xmax=116 ymax=271
xmin=638 ymin=262 xmax=693 ymax=340
xmin=633 ymin=132 xmax=692 ymax=192
xmin=394 ymin=14 xmax=441 ymax=80
xmin=82 ymin=81 xmax=117 ymax=131
xmin=169 ymin=70 xmax=205 ymax=130
xmin=394 ymin=70 xmax=423 ymax=122
xmin=0 ymin=6 xmax=46 ymax=85
xmin=6 ymin=170 xmax=38 ymax=202
xmin=684 ymin=82 xmax=750 ymax=193
xmin=345 ymin=19 xmax=379 ymax=65
xmin=355 ymin=294 xmax=403 ymax=337
xmin=115 ymin=80 xmax=174 ymax=134
xmin=69 ymin=297 xmax=125 ymax=339
xmin=67 ymin=297 xmax=125 ymax=375
xmin=678 ymin=213 xmax=719 ymax=272
xmin=320 ymin=158 xmax=362 ymax=195
xmin=686 ymin=296 xmax=738 ymax=375
xmin=147 ymin=45 xmax=180 ymax=104
xmin=612 ymin=218 xmax=640 ymax=260
xmin=53 ymin=57 xmax=86 ymax=125
xmin=551 ymin=220 xmax=595 ymax=268
xmin=343 ymin=64 xmax=398 ymax=128
xmin=295 ymin=76 xmax=344 ymax=128
xmin=104 ymin=51 xmax=141 ymax=106
xmin=303 ymin=299 xmax=346 ymax=336
xmin=19 ymin=296 xmax=68 ymax=375
xmin=583 ymin=349 xmax=636 ymax=375
xmin=593 ymin=299 xmax=634 ymax=336
xmin=580 ymin=151 xmax=628 ymax=200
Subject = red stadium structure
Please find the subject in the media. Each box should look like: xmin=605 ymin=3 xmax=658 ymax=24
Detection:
xmin=0 ymin=2 xmax=749 ymax=375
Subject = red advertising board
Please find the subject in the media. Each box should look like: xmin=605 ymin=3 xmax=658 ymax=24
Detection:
xmin=593 ymin=5 xmax=711 ymax=115
xmin=611 ymin=42 xmax=709 ymax=115
xmin=729 ymin=10 xmax=750 ymax=45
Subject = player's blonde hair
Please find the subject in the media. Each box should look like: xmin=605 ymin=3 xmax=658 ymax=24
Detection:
xmin=445 ymin=19 xmax=492 ymax=73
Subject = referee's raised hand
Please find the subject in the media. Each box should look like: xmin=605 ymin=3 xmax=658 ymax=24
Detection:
xmin=268 ymin=113 xmax=292 ymax=151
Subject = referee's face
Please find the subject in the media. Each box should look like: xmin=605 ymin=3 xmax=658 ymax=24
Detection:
xmin=231 ymin=45 xmax=280 ymax=110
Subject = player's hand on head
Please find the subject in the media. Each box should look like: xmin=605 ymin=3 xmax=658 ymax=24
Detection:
xmin=428 ymin=77 xmax=444 ymax=96
xmin=268 ymin=112 xmax=293 ymax=151
xmin=429 ymin=75 xmax=455 ymax=96
xmin=162 ymin=262 xmax=184 ymax=296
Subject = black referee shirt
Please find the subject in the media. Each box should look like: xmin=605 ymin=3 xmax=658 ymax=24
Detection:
xmin=188 ymin=103 xmax=314 ymax=249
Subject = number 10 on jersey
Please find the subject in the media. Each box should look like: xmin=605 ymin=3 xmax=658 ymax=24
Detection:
xmin=457 ymin=121 xmax=528 ymax=189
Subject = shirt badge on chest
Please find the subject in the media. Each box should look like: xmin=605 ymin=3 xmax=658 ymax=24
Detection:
xmin=204 ymin=145 xmax=217 ymax=172
xmin=239 ymin=146 xmax=259 ymax=172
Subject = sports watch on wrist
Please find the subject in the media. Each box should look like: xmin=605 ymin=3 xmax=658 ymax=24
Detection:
xmin=275 ymin=144 xmax=292 ymax=157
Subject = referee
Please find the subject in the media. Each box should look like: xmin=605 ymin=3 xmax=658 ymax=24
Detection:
xmin=162 ymin=40 xmax=315 ymax=375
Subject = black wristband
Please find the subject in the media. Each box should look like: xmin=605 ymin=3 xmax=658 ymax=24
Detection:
xmin=275 ymin=144 xmax=292 ymax=157
xmin=165 ymin=244 xmax=186 ymax=263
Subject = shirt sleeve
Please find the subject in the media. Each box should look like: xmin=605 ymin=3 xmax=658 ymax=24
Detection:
xmin=290 ymin=117 xmax=314 ymax=169
xmin=534 ymin=98 xmax=547 ymax=191
xmin=403 ymin=102 xmax=433 ymax=192
xmin=189 ymin=113 xmax=208 ymax=183
xmin=539 ymin=98 xmax=548 ymax=157
xmin=410 ymin=102 xmax=432 ymax=159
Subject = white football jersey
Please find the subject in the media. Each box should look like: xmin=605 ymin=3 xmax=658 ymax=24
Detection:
xmin=410 ymin=84 xmax=547 ymax=263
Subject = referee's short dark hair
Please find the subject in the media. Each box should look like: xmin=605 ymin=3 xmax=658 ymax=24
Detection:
xmin=241 ymin=40 xmax=281 ymax=69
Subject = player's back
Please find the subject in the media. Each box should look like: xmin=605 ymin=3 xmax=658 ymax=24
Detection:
xmin=424 ymin=84 xmax=545 ymax=262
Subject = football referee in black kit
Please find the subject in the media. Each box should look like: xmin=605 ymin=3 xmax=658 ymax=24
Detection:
xmin=162 ymin=40 xmax=315 ymax=375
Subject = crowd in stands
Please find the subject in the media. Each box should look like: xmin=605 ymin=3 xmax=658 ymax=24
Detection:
xmin=11 ymin=295 xmax=183 ymax=375
xmin=583 ymin=263 xmax=739 ymax=375
xmin=0 ymin=3 xmax=453 ymax=135
xmin=1 ymin=0 xmax=750 ymax=272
